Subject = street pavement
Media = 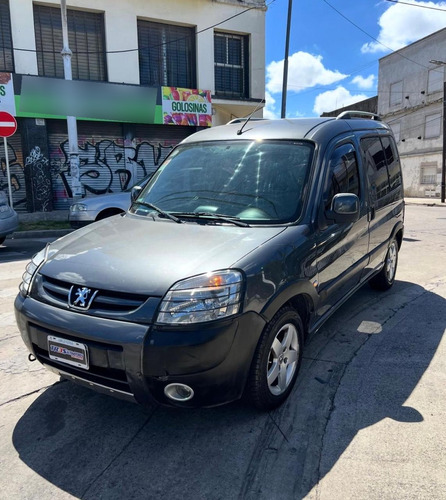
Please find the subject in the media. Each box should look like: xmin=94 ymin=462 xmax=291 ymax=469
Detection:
xmin=0 ymin=206 xmax=445 ymax=499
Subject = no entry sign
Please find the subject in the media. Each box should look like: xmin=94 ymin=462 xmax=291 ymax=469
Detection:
xmin=0 ymin=111 xmax=17 ymax=137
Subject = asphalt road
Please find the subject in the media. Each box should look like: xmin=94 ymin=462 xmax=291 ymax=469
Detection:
xmin=0 ymin=205 xmax=445 ymax=500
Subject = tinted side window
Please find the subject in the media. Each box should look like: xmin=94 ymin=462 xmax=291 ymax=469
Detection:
xmin=381 ymin=136 xmax=402 ymax=190
xmin=324 ymin=144 xmax=360 ymax=211
xmin=361 ymin=137 xmax=390 ymax=205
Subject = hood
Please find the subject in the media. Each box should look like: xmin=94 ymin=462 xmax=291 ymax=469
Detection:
xmin=41 ymin=214 xmax=286 ymax=295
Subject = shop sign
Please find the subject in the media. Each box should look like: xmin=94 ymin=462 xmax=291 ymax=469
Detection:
xmin=0 ymin=73 xmax=16 ymax=116
xmin=162 ymin=87 xmax=212 ymax=127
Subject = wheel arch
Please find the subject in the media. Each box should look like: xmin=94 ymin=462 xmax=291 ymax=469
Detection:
xmin=261 ymin=281 xmax=317 ymax=340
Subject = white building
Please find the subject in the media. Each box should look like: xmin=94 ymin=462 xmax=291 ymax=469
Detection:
xmin=0 ymin=0 xmax=266 ymax=211
xmin=378 ymin=28 xmax=445 ymax=198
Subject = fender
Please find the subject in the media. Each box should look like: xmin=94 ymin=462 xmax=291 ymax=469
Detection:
xmin=261 ymin=279 xmax=319 ymax=324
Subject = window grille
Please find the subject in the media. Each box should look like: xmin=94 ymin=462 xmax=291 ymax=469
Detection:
xmin=34 ymin=5 xmax=106 ymax=81
xmin=420 ymin=164 xmax=437 ymax=184
xmin=214 ymin=32 xmax=249 ymax=99
xmin=0 ymin=0 xmax=14 ymax=72
xmin=138 ymin=20 xmax=196 ymax=88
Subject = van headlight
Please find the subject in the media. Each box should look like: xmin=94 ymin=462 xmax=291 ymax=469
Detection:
xmin=19 ymin=246 xmax=48 ymax=296
xmin=156 ymin=270 xmax=244 ymax=325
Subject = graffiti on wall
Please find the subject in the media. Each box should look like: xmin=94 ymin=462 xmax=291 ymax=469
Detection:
xmin=0 ymin=141 xmax=26 ymax=209
xmin=25 ymin=146 xmax=52 ymax=212
xmin=51 ymin=139 xmax=174 ymax=209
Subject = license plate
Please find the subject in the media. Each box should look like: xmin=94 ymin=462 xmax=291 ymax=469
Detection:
xmin=48 ymin=335 xmax=89 ymax=370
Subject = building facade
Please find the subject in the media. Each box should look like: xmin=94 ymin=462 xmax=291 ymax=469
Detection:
xmin=378 ymin=28 xmax=445 ymax=198
xmin=0 ymin=0 xmax=266 ymax=212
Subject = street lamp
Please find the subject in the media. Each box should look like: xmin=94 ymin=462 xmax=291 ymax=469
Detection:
xmin=429 ymin=59 xmax=446 ymax=203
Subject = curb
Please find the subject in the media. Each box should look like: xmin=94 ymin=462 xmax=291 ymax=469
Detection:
xmin=7 ymin=229 xmax=74 ymax=240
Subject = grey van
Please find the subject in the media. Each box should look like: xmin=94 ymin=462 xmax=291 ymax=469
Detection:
xmin=15 ymin=113 xmax=404 ymax=410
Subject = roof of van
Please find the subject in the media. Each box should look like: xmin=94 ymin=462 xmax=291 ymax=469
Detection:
xmin=181 ymin=117 xmax=391 ymax=144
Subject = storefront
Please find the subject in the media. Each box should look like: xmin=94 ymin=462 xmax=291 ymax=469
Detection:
xmin=1 ymin=74 xmax=212 ymax=212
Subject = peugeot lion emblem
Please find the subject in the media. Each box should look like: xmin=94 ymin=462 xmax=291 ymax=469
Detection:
xmin=68 ymin=286 xmax=98 ymax=310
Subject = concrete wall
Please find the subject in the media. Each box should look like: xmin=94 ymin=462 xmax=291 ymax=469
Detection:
xmin=378 ymin=28 xmax=446 ymax=198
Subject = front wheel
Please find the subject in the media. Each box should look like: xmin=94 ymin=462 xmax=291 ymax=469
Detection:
xmin=369 ymin=238 xmax=399 ymax=291
xmin=247 ymin=305 xmax=303 ymax=411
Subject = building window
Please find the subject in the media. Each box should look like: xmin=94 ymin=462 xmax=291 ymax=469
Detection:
xmin=389 ymin=81 xmax=403 ymax=107
xmin=214 ymin=32 xmax=249 ymax=99
xmin=34 ymin=5 xmax=107 ymax=81
xmin=138 ymin=20 xmax=196 ymax=88
xmin=0 ymin=0 xmax=14 ymax=72
xmin=427 ymin=68 xmax=443 ymax=94
xmin=424 ymin=113 xmax=441 ymax=139
xmin=420 ymin=163 xmax=437 ymax=184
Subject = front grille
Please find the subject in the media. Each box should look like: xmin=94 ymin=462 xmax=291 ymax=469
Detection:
xmin=30 ymin=322 xmax=133 ymax=395
xmin=34 ymin=274 xmax=149 ymax=316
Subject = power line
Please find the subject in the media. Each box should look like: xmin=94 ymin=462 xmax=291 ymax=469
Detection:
xmin=320 ymin=0 xmax=443 ymax=73
xmin=385 ymin=0 xmax=446 ymax=12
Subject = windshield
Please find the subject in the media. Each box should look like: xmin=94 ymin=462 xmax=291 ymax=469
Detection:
xmin=130 ymin=140 xmax=314 ymax=224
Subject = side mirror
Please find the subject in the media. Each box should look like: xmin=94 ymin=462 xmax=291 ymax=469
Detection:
xmin=131 ymin=185 xmax=142 ymax=202
xmin=328 ymin=193 xmax=360 ymax=224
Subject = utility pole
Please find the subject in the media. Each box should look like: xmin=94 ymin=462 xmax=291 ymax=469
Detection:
xmin=281 ymin=0 xmax=293 ymax=119
xmin=60 ymin=0 xmax=81 ymax=199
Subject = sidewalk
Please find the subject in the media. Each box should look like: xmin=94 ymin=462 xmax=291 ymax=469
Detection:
xmin=405 ymin=197 xmax=445 ymax=207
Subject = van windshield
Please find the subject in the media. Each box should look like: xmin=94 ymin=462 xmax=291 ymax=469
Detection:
xmin=131 ymin=140 xmax=314 ymax=224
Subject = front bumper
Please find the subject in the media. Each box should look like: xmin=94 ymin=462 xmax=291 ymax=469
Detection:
xmin=14 ymin=294 xmax=266 ymax=408
xmin=68 ymin=210 xmax=97 ymax=229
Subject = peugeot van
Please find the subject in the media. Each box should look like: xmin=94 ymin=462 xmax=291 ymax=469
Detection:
xmin=15 ymin=112 xmax=404 ymax=411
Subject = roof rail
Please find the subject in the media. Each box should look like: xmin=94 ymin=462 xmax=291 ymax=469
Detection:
xmin=226 ymin=117 xmax=267 ymax=125
xmin=336 ymin=111 xmax=381 ymax=121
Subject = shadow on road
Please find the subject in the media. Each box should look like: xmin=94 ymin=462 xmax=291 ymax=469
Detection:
xmin=12 ymin=280 xmax=445 ymax=499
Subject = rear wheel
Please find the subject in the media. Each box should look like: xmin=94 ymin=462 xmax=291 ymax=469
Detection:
xmin=369 ymin=238 xmax=399 ymax=291
xmin=248 ymin=305 xmax=303 ymax=411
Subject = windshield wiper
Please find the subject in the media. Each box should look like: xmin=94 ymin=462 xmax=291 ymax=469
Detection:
xmin=172 ymin=212 xmax=250 ymax=227
xmin=133 ymin=201 xmax=183 ymax=224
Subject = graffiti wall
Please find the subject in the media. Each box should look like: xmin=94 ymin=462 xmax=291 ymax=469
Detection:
xmin=48 ymin=122 xmax=192 ymax=210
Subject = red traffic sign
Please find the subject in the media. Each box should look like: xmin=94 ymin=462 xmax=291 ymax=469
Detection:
xmin=0 ymin=111 xmax=17 ymax=138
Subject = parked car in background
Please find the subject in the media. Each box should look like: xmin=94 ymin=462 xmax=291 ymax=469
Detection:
xmin=69 ymin=173 xmax=153 ymax=228
xmin=0 ymin=191 xmax=19 ymax=245
xmin=16 ymin=112 xmax=404 ymax=411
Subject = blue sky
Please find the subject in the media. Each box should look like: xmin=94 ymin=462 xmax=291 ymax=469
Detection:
xmin=264 ymin=0 xmax=446 ymax=118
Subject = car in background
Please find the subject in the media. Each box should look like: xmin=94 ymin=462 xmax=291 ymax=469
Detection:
xmin=0 ymin=191 xmax=19 ymax=245
xmin=69 ymin=173 xmax=153 ymax=229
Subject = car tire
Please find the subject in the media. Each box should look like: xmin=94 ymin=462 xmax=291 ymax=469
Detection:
xmin=369 ymin=238 xmax=399 ymax=291
xmin=0 ymin=236 xmax=5 ymax=245
xmin=247 ymin=305 xmax=303 ymax=411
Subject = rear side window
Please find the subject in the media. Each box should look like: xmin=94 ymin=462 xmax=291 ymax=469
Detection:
xmin=381 ymin=136 xmax=402 ymax=190
xmin=361 ymin=135 xmax=402 ymax=206
xmin=324 ymin=143 xmax=360 ymax=211
xmin=361 ymin=137 xmax=390 ymax=205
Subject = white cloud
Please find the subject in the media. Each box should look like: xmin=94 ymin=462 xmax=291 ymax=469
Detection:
xmin=351 ymin=74 xmax=376 ymax=90
xmin=266 ymin=51 xmax=347 ymax=95
xmin=263 ymin=91 xmax=279 ymax=119
xmin=313 ymin=87 xmax=368 ymax=115
xmin=361 ymin=1 xmax=446 ymax=53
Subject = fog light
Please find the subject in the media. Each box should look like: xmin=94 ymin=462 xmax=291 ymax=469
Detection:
xmin=164 ymin=383 xmax=194 ymax=402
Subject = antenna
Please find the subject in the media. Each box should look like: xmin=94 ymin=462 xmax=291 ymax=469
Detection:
xmin=237 ymin=99 xmax=265 ymax=135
